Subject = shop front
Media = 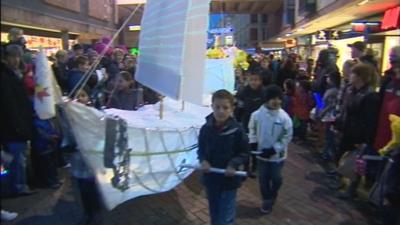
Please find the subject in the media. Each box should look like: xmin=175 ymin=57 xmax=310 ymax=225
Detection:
xmin=1 ymin=32 xmax=78 ymax=56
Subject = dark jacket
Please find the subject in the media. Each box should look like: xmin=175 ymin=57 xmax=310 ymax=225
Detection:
xmin=385 ymin=147 xmax=400 ymax=206
xmin=235 ymin=86 xmax=266 ymax=131
xmin=373 ymin=76 xmax=400 ymax=150
xmin=107 ymin=88 xmax=143 ymax=110
xmin=106 ymin=60 xmax=120 ymax=79
xmin=339 ymin=85 xmax=380 ymax=149
xmin=313 ymin=63 xmax=339 ymax=95
xmin=260 ymin=69 xmax=275 ymax=86
xmin=0 ymin=62 xmax=34 ymax=142
xmin=379 ymin=68 xmax=396 ymax=100
xmin=276 ymin=67 xmax=297 ymax=88
xmin=32 ymin=117 xmax=59 ymax=154
xmin=67 ymin=69 xmax=84 ymax=94
xmin=197 ymin=114 xmax=249 ymax=190
xmin=52 ymin=63 xmax=69 ymax=94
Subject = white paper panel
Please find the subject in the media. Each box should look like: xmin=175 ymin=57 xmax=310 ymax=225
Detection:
xmin=136 ymin=0 xmax=209 ymax=105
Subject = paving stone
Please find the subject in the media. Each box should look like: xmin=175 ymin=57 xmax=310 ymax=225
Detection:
xmin=1 ymin=143 xmax=379 ymax=225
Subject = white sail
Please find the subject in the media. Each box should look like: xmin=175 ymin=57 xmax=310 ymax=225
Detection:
xmin=136 ymin=0 xmax=210 ymax=105
xmin=61 ymin=0 xmax=214 ymax=210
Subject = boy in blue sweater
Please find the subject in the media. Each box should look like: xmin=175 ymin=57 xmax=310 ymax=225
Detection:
xmin=198 ymin=89 xmax=249 ymax=225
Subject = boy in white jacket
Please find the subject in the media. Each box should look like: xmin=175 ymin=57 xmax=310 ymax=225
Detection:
xmin=248 ymin=84 xmax=293 ymax=214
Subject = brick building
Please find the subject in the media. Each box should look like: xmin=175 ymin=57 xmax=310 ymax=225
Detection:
xmin=1 ymin=0 xmax=118 ymax=54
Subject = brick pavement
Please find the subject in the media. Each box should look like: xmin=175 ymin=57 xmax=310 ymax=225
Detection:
xmin=2 ymin=143 xmax=379 ymax=225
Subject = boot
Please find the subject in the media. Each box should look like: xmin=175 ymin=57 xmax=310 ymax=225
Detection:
xmin=337 ymin=181 xmax=358 ymax=200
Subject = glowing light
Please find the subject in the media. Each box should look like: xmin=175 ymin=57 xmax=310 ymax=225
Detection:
xmin=357 ymin=0 xmax=369 ymax=6
xmin=129 ymin=25 xmax=141 ymax=31
xmin=117 ymin=0 xmax=146 ymax=4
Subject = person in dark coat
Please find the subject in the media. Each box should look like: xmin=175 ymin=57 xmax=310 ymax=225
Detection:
xmin=313 ymin=48 xmax=339 ymax=96
xmin=67 ymin=56 xmax=90 ymax=95
xmin=235 ymin=72 xmax=266 ymax=177
xmin=198 ymin=90 xmax=249 ymax=225
xmin=259 ymin=59 xmax=275 ymax=86
xmin=235 ymin=72 xmax=266 ymax=132
xmin=336 ymin=63 xmax=380 ymax=199
xmin=276 ymin=58 xmax=297 ymax=88
xmin=52 ymin=50 xmax=69 ymax=94
xmin=67 ymin=43 xmax=84 ymax=69
xmin=379 ymin=46 xmax=400 ymax=99
xmin=107 ymin=71 xmax=143 ymax=110
xmin=381 ymin=147 xmax=400 ymax=225
xmin=0 ymin=44 xmax=35 ymax=196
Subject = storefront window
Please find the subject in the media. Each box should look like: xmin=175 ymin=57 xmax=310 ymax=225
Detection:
xmin=1 ymin=32 xmax=77 ymax=56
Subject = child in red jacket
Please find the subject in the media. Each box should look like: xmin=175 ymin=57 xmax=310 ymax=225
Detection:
xmin=292 ymin=80 xmax=314 ymax=143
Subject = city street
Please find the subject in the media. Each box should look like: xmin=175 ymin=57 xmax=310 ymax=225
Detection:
xmin=2 ymin=142 xmax=379 ymax=225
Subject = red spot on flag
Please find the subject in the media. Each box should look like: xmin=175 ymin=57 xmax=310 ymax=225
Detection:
xmin=35 ymin=85 xmax=50 ymax=102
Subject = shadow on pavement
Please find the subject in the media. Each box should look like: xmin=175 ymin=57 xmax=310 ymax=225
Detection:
xmin=99 ymin=189 xmax=188 ymax=225
xmin=236 ymin=200 xmax=264 ymax=220
xmin=6 ymin=198 xmax=82 ymax=225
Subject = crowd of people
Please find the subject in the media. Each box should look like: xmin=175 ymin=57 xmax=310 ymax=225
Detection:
xmin=200 ymin=43 xmax=400 ymax=225
xmin=0 ymin=26 xmax=399 ymax=225
xmin=0 ymin=28 xmax=160 ymax=224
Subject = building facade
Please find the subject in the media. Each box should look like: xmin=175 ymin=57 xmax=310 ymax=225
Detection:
xmin=1 ymin=0 xmax=118 ymax=54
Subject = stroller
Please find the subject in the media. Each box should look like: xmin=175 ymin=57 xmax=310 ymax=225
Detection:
xmin=365 ymin=147 xmax=400 ymax=225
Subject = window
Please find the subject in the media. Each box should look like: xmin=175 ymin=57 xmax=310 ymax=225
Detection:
xmin=262 ymin=14 xmax=268 ymax=23
xmin=262 ymin=28 xmax=267 ymax=40
xmin=250 ymin=14 xmax=258 ymax=23
xmin=250 ymin=28 xmax=258 ymax=41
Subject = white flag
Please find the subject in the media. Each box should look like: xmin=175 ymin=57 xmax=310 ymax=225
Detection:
xmin=34 ymin=51 xmax=56 ymax=119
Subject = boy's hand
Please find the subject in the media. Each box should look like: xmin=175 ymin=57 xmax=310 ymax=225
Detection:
xmin=260 ymin=148 xmax=276 ymax=158
xmin=225 ymin=166 xmax=236 ymax=177
xmin=200 ymin=160 xmax=211 ymax=173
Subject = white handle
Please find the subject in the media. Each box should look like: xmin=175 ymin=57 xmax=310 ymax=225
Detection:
xmin=180 ymin=164 xmax=247 ymax=177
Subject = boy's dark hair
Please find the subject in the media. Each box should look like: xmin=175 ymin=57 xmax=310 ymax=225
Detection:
xmin=327 ymin=71 xmax=341 ymax=88
xmin=264 ymin=84 xmax=283 ymax=102
xmin=212 ymin=89 xmax=235 ymax=106
xmin=298 ymin=80 xmax=312 ymax=92
xmin=352 ymin=62 xmax=377 ymax=88
xmin=118 ymin=71 xmax=134 ymax=88
xmin=283 ymin=79 xmax=295 ymax=95
xmin=73 ymin=44 xmax=83 ymax=51
xmin=249 ymin=70 xmax=263 ymax=79
xmin=76 ymin=56 xmax=89 ymax=66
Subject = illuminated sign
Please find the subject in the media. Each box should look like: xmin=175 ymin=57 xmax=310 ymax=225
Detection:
xmin=284 ymin=39 xmax=297 ymax=48
xmin=128 ymin=25 xmax=141 ymax=31
xmin=381 ymin=6 xmax=400 ymax=30
xmin=208 ymin=27 xmax=234 ymax=34
xmin=130 ymin=47 xmax=139 ymax=55
xmin=351 ymin=21 xmax=381 ymax=33
xmin=316 ymin=30 xmax=342 ymax=40
xmin=225 ymin=36 xmax=233 ymax=45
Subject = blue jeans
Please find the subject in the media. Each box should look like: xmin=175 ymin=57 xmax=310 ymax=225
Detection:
xmin=258 ymin=160 xmax=284 ymax=203
xmin=205 ymin=186 xmax=237 ymax=225
xmin=323 ymin=123 xmax=336 ymax=160
xmin=3 ymin=142 xmax=30 ymax=194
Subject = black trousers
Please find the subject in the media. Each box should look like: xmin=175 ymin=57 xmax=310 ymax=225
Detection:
xmin=76 ymin=177 xmax=101 ymax=217
xmin=32 ymin=150 xmax=59 ymax=187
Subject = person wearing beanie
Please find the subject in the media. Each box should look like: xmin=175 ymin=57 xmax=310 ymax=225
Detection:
xmin=248 ymin=84 xmax=293 ymax=214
